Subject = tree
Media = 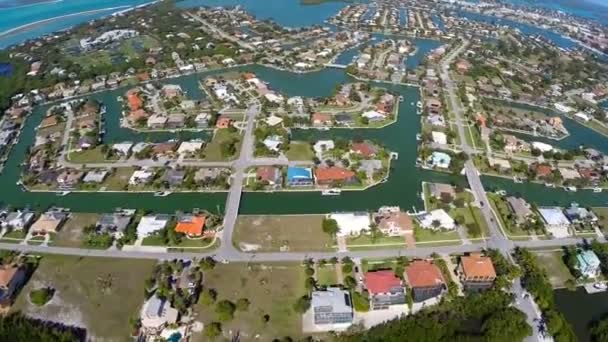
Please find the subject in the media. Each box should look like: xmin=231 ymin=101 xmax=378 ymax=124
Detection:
xmin=293 ymin=295 xmax=311 ymax=313
xmin=200 ymin=257 xmax=216 ymax=271
xmin=352 ymin=291 xmax=370 ymax=312
xmin=369 ymin=223 xmax=381 ymax=243
xmin=204 ymin=322 xmax=222 ymax=339
xmin=29 ymin=287 xmax=54 ymax=306
xmin=322 ymin=218 xmax=340 ymax=237
xmin=215 ymin=300 xmax=236 ymax=321
xmin=591 ymin=318 xmax=608 ymax=342
xmin=482 ymin=307 xmax=532 ymax=341
xmin=199 ymin=288 xmax=217 ymax=306
xmin=344 ymin=276 xmax=357 ymax=289
xmin=236 ymin=298 xmax=250 ymax=311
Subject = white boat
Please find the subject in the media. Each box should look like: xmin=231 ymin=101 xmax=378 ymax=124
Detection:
xmin=416 ymin=101 xmax=422 ymax=108
xmin=544 ymin=182 xmax=556 ymax=188
xmin=564 ymin=186 xmax=577 ymax=192
xmin=416 ymin=133 xmax=422 ymax=141
xmin=495 ymin=190 xmax=507 ymax=196
xmin=56 ymin=191 xmax=71 ymax=196
xmin=594 ymin=282 xmax=608 ymax=290
xmin=513 ymin=176 xmax=523 ymax=183
xmin=321 ymin=189 xmax=342 ymax=196
xmin=399 ymin=95 xmax=404 ymax=102
xmin=154 ymin=191 xmax=172 ymax=197
xmin=593 ymin=187 xmax=603 ymax=193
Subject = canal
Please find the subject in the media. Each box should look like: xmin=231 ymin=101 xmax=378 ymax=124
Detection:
xmin=555 ymin=288 xmax=608 ymax=341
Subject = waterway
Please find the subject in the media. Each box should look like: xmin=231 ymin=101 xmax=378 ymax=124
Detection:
xmin=555 ymin=287 xmax=608 ymax=341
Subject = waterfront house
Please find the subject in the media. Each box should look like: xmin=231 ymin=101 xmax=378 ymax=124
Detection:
xmin=375 ymin=209 xmax=414 ymax=237
xmin=215 ymin=116 xmax=233 ymax=129
xmin=558 ymin=167 xmax=581 ymax=182
xmin=129 ymin=170 xmax=154 ymax=185
xmin=428 ymin=183 xmax=456 ymax=202
xmin=358 ymin=159 xmax=383 ymax=179
xmin=1 ymin=211 xmax=35 ymax=231
xmin=152 ymin=142 xmax=177 ymax=157
xmin=427 ymin=114 xmax=446 ymax=127
xmin=328 ymin=212 xmax=371 ymax=237
xmin=350 ymin=142 xmax=377 ymax=158
xmin=575 ymin=250 xmax=601 ymax=278
xmin=112 ymin=142 xmax=133 ymax=156
xmin=30 ymin=211 xmax=68 ymax=234
xmin=418 ymin=209 xmax=455 ymax=230
xmin=174 ymin=214 xmax=205 ymax=237
xmin=428 ymin=152 xmax=451 ymax=169
xmin=195 ymin=113 xmax=210 ymax=128
xmin=167 ymin=113 xmax=186 ymax=129
xmin=96 ymin=210 xmax=134 ymax=237
xmin=314 ymin=167 xmax=356 ymax=186
xmin=458 ymin=253 xmax=496 ymax=292
xmin=262 ymin=135 xmax=283 ymax=152
xmin=334 ymin=114 xmax=355 ymax=126
xmin=147 ymin=114 xmax=168 ymax=129
xmin=312 ymin=112 xmax=332 ymax=127
xmin=314 ymin=140 xmax=335 ymax=155
xmin=83 ymin=170 xmax=109 ymax=184
xmin=56 ymin=170 xmax=83 ymax=188
xmin=531 ymin=163 xmax=553 ymax=179
xmin=163 ymin=169 xmax=186 ymax=188
xmin=136 ymin=215 xmax=170 ymax=238
xmin=404 ymin=260 xmax=445 ymax=302
xmin=177 ymin=141 xmax=204 ymax=156
xmin=538 ymin=207 xmax=571 ymax=238
xmin=431 ymin=131 xmax=447 ymax=145
xmin=564 ymin=203 xmax=598 ymax=224
xmin=0 ymin=264 xmax=27 ymax=307
xmin=286 ymin=167 xmax=314 ymax=187
xmin=311 ymin=287 xmax=353 ymax=329
xmin=506 ymin=196 xmax=534 ymax=226
xmin=194 ymin=168 xmax=226 ymax=184
xmin=364 ymin=270 xmax=405 ymax=310
xmin=362 ymin=110 xmax=386 ymax=122
xmin=140 ymin=294 xmax=179 ymax=333
xmin=256 ymin=166 xmax=282 ymax=186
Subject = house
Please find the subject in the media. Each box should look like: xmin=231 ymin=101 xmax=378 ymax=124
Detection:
xmin=358 ymin=160 xmax=383 ymax=179
xmin=311 ymin=288 xmax=353 ymax=329
xmin=428 ymin=183 xmax=455 ymax=202
xmin=459 ymin=253 xmax=496 ymax=291
xmin=576 ymin=250 xmax=601 ymax=278
xmin=194 ymin=168 xmax=226 ymax=183
xmin=264 ymin=115 xmax=284 ymax=127
xmin=312 ymin=113 xmax=332 ymax=126
xmin=314 ymin=167 xmax=356 ymax=186
xmin=56 ymin=170 xmax=83 ymax=188
xmin=428 ymin=152 xmax=451 ymax=169
xmin=431 ymin=131 xmax=447 ymax=145
xmin=136 ymin=215 xmax=170 ymax=238
xmin=163 ymin=169 xmax=186 ymax=188
xmin=350 ymin=142 xmax=377 ymax=158
xmin=404 ymin=260 xmax=445 ymax=302
xmin=286 ymin=167 xmax=314 ymax=186
xmin=418 ymin=209 xmax=455 ymax=230
xmin=175 ymin=214 xmax=205 ymax=237
xmin=96 ymin=210 xmax=134 ymax=237
xmin=83 ymin=170 xmax=108 ymax=183
xmin=152 ymin=142 xmax=177 ymax=157
xmin=538 ymin=207 xmax=571 ymax=238
xmin=361 ymin=110 xmax=386 ymax=122
xmin=147 ymin=114 xmax=167 ymax=129
xmin=364 ymin=270 xmax=405 ymax=310
xmin=313 ymin=140 xmax=334 ymax=154
xmin=140 ymin=294 xmax=179 ymax=332
xmin=327 ymin=212 xmax=371 ymax=237
xmin=216 ymin=116 xmax=232 ymax=129
xmin=195 ymin=113 xmax=210 ymax=128
xmin=112 ymin=142 xmax=133 ymax=156
xmin=532 ymin=163 xmax=553 ymax=179
xmin=506 ymin=196 xmax=534 ymax=225
xmin=129 ymin=170 xmax=154 ymax=185
xmin=376 ymin=210 xmax=414 ymax=236
xmin=1 ymin=211 xmax=35 ymax=230
xmin=564 ymin=203 xmax=598 ymax=224
xmin=30 ymin=211 xmax=68 ymax=234
xmin=167 ymin=113 xmax=186 ymax=129
xmin=0 ymin=264 xmax=27 ymax=306
xmin=256 ymin=166 xmax=282 ymax=185
xmin=177 ymin=141 xmax=204 ymax=155
xmin=262 ymin=135 xmax=283 ymax=152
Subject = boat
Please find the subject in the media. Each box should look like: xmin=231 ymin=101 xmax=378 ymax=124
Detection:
xmin=593 ymin=187 xmax=603 ymax=193
xmin=154 ymin=191 xmax=172 ymax=197
xmin=399 ymin=95 xmax=404 ymax=102
xmin=544 ymin=182 xmax=556 ymax=188
xmin=56 ymin=191 xmax=71 ymax=196
xmin=321 ymin=189 xmax=342 ymax=196
xmin=416 ymin=133 xmax=422 ymax=141
xmin=513 ymin=176 xmax=523 ymax=184
xmin=416 ymin=107 xmax=422 ymax=115
xmin=594 ymin=283 xmax=608 ymax=290
xmin=495 ymin=190 xmax=507 ymax=196
xmin=416 ymin=101 xmax=422 ymax=108
xmin=564 ymin=186 xmax=577 ymax=192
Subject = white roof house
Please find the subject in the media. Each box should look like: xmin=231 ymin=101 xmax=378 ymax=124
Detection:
xmin=328 ymin=212 xmax=371 ymax=237
xmin=263 ymin=135 xmax=283 ymax=152
xmin=362 ymin=110 xmax=386 ymax=121
xmin=531 ymin=141 xmax=553 ymax=152
xmin=136 ymin=215 xmax=169 ymax=238
xmin=177 ymin=141 xmax=204 ymax=155
xmin=558 ymin=167 xmax=580 ymax=180
xmin=538 ymin=207 xmax=571 ymax=238
xmin=129 ymin=170 xmax=154 ymax=185
xmin=147 ymin=114 xmax=167 ymax=128
xmin=264 ymin=115 xmax=284 ymax=127
xmin=140 ymin=294 xmax=178 ymax=331
xmin=418 ymin=209 xmax=455 ymax=230
xmin=83 ymin=170 xmax=109 ymax=183
xmin=554 ymin=103 xmax=574 ymax=113
xmin=314 ymin=140 xmax=334 ymax=154
xmin=574 ymin=112 xmax=591 ymax=122
xmin=112 ymin=142 xmax=133 ymax=155
xmin=264 ymin=92 xmax=284 ymax=104
xmin=310 ymin=287 xmax=353 ymax=330
xmin=431 ymin=131 xmax=447 ymax=145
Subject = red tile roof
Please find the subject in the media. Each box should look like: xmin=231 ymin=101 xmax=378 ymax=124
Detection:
xmin=175 ymin=215 xmax=205 ymax=236
xmin=256 ymin=166 xmax=278 ymax=183
xmin=127 ymin=91 xmax=143 ymax=111
xmin=405 ymin=260 xmax=445 ymax=288
xmin=461 ymin=254 xmax=496 ymax=279
xmin=314 ymin=167 xmax=355 ymax=183
xmin=533 ymin=164 xmax=553 ymax=177
xmin=364 ymin=270 xmax=401 ymax=294
xmin=351 ymin=142 xmax=377 ymax=157
xmin=312 ymin=112 xmax=331 ymax=124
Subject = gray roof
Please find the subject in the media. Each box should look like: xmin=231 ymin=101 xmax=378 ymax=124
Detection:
xmin=312 ymin=287 xmax=353 ymax=314
xmin=506 ymin=196 xmax=533 ymax=224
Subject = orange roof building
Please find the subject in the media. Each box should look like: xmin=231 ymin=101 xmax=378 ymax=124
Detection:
xmin=311 ymin=112 xmax=331 ymax=126
xmin=127 ymin=91 xmax=143 ymax=111
xmin=175 ymin=215 xmax=206 ymax=236
xmin=216 ymin=117 xmax=233 ymax=129
xmin=459 ymin=253 xmax=496 ymax=291
xmin=314 ymin=167 xmax=356 ymax=185
xmin=404 ymin=260 xmax=445 ymax=302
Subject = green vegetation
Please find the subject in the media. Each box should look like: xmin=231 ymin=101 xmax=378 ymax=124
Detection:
xmin=204 ymin=128 xmax=242 ymax=161
xmin=591 ymin=317 xmax=608 ymax=342
xmin=0 ymin=312 xmax=80 ymax=342
xmin=531 ymin=251 xmax=573 ymax=288
xmin=29 ymin=287 xmax=54 ymax=306
xmin=285 ymin=141 xmax=314 ymax=161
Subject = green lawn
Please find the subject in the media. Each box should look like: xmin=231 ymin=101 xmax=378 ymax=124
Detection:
xmin=193 ymin=263 xmax=308 ymax=341
xmin=12 ymin=255 xmax=156 ymax=340
xmin=346 ymin=234 xmax=405 ymax=248
xmin=285 ymin=141 xmax=314 ymax=161
xmin=68 ymin=146 xmax=109 ymax=164
xmin=414 ymin=227 xmax=460 ymax=243
xmin=593 ymin=207 xmax=608 ymax=234
xmin=534 ymin=251 xmax=574 ymax=288
xmin=204 ymin=129 xmax=242 ymax=161
xmin=102 ymin=167 xmax=135 ymax=191
xmin=449 ymin=205 xmax=489 ymax=239
xmin=52 ymin=213 xmax=100 ymax=247
xmin=316 ymin=265 xmax=338 ymax=286
xmin=487 ymin=193 xmax=535 ymax=238
xmin=233 ymin=215 xmax=335 ymax=252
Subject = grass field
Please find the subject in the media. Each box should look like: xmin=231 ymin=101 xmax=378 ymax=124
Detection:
xmin=68 ymin=146 xmax=109 ymax=164
xmin=414 ymin=227 xmax=460 ymax=243
xmin=12 ymin=255 xmax=156 ymax=340
xmin=102 ymin=167 xmax=135 ymax=191
xmin=316 ymin=265 xmax=338 ymax=286
xmin=593 ymin=207 xmax=608 ymax=234
xmin=194 ymin=263 xmax=307 ymax=341
xmin=52 ymin=213 xmax=99 ymax=247
xmin=488 ymin=193 xmax=534 ymax=238
xmin=204 ymin=129 xmax=242 ymax=161
xmin=449 ymin=205 xmax=489 ymax=239
xmin=346 ymin=234 xmax=406 ymax=248
xmin=534 ymin=251 xmax=574 ymax=288
xmin=285 ymin=141 xmax=314 ymax=161
xmin=233 ymin=215 xmax=335 ymax=252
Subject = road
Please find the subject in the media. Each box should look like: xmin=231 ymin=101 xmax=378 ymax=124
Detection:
xmin=440 ymin=40 xmax=544 ymax=342
xmin=186 ymin=11 xmax=256 ymax=51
